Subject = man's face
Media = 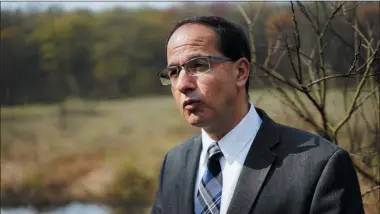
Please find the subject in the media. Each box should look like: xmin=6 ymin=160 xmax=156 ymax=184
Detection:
xmin=166 ymin=24 xmax=238 ymax=128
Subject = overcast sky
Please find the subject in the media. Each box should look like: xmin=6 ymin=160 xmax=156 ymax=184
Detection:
xmin=1 ymin=1 xmax=181 ymax=11
xmin=1 ymin=1 xmax=289 ymax=12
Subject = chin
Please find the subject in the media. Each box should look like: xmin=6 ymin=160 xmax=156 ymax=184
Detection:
xmin=185 ymin=113 xmax=206 ymax=127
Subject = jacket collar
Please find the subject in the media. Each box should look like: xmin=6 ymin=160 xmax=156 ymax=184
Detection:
xmin=180 ymin=107 xmax=280 ymax=214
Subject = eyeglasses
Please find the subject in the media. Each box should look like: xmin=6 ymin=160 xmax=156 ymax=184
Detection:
xmin=158 ymin=56 xmax=232 ymax=86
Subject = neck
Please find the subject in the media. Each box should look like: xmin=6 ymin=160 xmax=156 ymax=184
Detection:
xmin=204 ymin=99 xmax=250 ymax=142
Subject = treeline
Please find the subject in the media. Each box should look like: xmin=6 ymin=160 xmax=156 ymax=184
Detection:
xmin=1 ymin=2 xmax=378 ymax=105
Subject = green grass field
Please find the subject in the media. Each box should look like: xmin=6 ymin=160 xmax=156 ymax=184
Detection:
xmin=1 ymin=89 xmax=378 ymax=213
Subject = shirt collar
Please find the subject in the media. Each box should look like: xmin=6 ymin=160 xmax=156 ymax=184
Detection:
xmin=201 ymin=104 xmax=262 ymax=164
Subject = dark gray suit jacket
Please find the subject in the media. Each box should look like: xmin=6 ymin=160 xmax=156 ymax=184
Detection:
xmin=151 ymin=108 xmax=364 ymax=214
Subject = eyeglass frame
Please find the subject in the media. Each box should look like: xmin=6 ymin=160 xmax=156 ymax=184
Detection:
xmin=158 ymin=55 xmax=233 ymax=86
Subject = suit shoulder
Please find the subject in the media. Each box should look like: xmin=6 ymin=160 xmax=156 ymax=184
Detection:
xmin=165 ymin=134 xmax=201 ymax=157
xmin=275 ymin=123 xmax=342 ymax=159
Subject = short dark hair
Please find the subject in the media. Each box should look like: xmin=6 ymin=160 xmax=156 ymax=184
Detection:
xmin=166 ymin=16 xmax=251 ymax=96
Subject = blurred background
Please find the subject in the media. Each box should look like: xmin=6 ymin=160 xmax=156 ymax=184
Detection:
xmin=1 ymin=1 xmax=379 ymax=214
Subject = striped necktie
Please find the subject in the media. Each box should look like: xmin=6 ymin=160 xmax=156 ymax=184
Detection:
xmin=195 ymin=142 xmax=223 ymax=214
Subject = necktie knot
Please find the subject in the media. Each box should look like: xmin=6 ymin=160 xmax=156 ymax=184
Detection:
xmin=207 ymin=142 xmax=223 ymax=161
xmin=206 ymin=142 xmax=223 ymax=179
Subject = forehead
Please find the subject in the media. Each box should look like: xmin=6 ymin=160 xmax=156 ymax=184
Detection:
xmin=167 ymin=24 xmax=219 ymax=64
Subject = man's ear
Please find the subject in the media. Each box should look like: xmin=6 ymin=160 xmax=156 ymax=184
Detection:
xmin=236 ymin=58 xmax=250 ymax=88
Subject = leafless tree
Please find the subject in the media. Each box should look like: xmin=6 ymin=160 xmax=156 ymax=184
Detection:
xmin=237 ymin=1 xmax=379 ymax=211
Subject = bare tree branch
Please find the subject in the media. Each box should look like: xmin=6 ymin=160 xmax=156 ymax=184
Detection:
xmin=336 ymin=2 xmax=360 ymax=17
xmin=307 ymin=49 xmax=378 ymax=88
xmin=253 ymin=62 xmax=306 ymax=92
xmin=269 ymin=86 xmax=323 ymax=133
xmin=333 ymin=45 xmax=378 ymax=135
xmin=273 ymin=49 xmax=287 ymax=70
xmin=361 ymin=185 xmax=380 ymax=197
xmin=296 ymin=1 xmax=319 ymax=34
xmin=319 ymin=2 xmax=345 ymax=39
xmin=236 ymin=3 xmax=251 ymax=25
xmin=264 ymin=38 xmax=282 ymax=67
xmin=252 ymin=73 xmax=308 ymax=124
xmin=329 ymin=27 xmax=367 ymax=62
xmin=347 ymin=38 xmax=361 ymax=75
xmin=290 ymin=1 xmax=303 ymax=82
xmin=356 ymin=47 xmax=378 ymax=73
xmin=284 ymin=33 xmax=301 ymax=82
xmin=359 ymin=106 xmax=376 ymax=135
xmin=291 ymin=88 xmax=325 ymax=133
xmin=300 ymin=48 xmax=322 ymax=102
xmin=306 ymin=73 xmax=380 ymax=88
xmin=342 ymin=16 xmax=375 ymax=52
xmin=351 ymin=154 xmax=380 ymax=186
xmin=251 ymin=3 xmax=264 ymax=26
xmin=235 ymin=2 xmax=264 ymax=67
xmin=352 ymin=88 xmax=377 ymax=113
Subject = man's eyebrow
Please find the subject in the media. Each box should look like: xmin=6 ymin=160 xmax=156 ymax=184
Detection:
xmin=167 ymin=54 xmax=205 ymax=67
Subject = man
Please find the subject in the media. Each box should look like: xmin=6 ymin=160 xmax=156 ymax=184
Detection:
xmin=151 ymin=16 xmax=364 ymax=214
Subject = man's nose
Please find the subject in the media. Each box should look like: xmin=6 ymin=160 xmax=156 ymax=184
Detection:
xmin=174 ymin=68 xmax=196 ymax=93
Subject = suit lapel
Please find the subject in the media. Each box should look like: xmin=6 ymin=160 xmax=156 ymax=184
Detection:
xmin=226 ymin=108 xmax=279 ymax=214
xmin=181 ymin=135 xmax=202 ymax=214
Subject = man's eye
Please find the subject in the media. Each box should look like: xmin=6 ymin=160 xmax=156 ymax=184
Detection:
xmin=188 ymin=59 xmax=209 ymax=72
xmin=194 ymin=63 xmax=207 ymax=68
xmin=168 ymin=68 xmax=179 ymax=78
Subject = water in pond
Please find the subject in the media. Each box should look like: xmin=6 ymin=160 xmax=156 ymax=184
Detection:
xmin=0 ymin=203 xmax=112 ymax=214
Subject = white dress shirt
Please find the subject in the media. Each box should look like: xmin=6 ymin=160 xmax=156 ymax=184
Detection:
xmin=194 ymin=104 xmax=263 ymax=214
